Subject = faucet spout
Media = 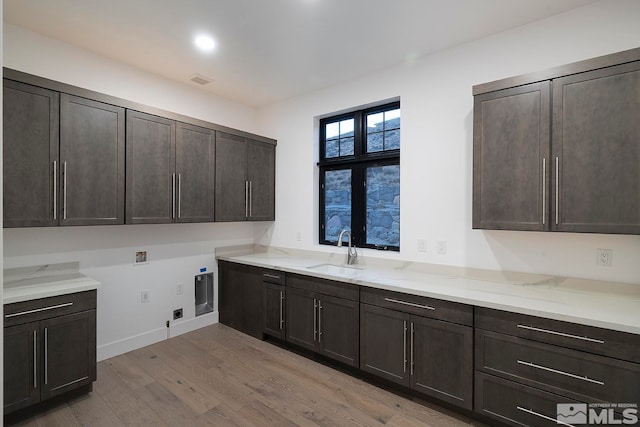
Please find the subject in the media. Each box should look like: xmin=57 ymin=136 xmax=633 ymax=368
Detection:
xmin=337 ymin=229 xmax=358 ymax=265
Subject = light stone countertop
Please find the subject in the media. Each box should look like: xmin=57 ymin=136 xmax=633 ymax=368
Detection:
xmin=3 ymin=262 xmax=101 ymax=304
xmin=217 ymin=245 xmax=640 ymax=335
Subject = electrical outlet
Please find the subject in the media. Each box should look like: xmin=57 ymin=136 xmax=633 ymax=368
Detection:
xmin=134 ymin=250 xmax=149 ymax=265
xmin=436 ymin=240 xmax=447 ymax=255
xmin=417 ymin=239 xmax=427 ymax=252
xmin=296 ymin=231 xmax=302 ymax=241
xmin=141 ymin=290 xmax=151 ymax=303
xmin=176 ymin=284 xmax=184 ymax=295
xmin=596 ymin=248 xmax=613 ymax=267
xmin=173 ymin=308 xmax=183 ymax=320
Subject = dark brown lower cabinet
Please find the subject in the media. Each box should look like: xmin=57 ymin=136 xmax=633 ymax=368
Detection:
xmin=360 ymin=303 xmax=473 ymax=409
xmin=3 ymin=291 xmax=97 ymax=415
xmin=285 ymin=282 xmax=359 ymax=367
xmin=263 ymin=282 xmax=286 ymax=340
xmin=218 ymin=260 xmax=264 ymax=339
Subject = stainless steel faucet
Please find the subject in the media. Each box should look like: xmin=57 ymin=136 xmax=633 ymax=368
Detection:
xmin=337 ymin=229 xmax=358 ymax=265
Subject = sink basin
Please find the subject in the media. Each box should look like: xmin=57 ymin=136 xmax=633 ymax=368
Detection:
xmin=306 ymin=263 xmax=363 ymax=275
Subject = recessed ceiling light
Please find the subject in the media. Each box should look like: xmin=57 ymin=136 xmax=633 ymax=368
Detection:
xmin=194 ymin=34 xmax=216 ymax=52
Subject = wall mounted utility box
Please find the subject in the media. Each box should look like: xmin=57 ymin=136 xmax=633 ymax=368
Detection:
xmin=195 ymin=273 xmax=214 ymax=316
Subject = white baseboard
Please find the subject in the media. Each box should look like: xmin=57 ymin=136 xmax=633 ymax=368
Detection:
xmin=97 ymin=311 xmax=219 ymax=361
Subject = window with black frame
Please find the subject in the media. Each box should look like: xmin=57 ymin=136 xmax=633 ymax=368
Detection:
xmin=319 ymin=101 xmax=400 ymax=251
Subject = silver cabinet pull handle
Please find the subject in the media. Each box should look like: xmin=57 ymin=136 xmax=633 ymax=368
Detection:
xmin=264 ymin=274 xmax=281 ymax=280
xmin=249 ymin=181 xmax=253 ymax=218
xmin=6 ymin=302 xmax=73 ymax=318
xmin=318 ymin=300 xmax=322 ymax=343
xmin=517 ymin=324 xmax=604 ymax=344
xmin=517 ymin=406 xmax=570 ymax=425
xmin=384 ymin=298 xmax=435 ymax=311
xmin=555 ymin=156 xmax=559 ymax=225
xmin=44 ymin=327 xmax=49 ymax=385
xmin=542 ymin=158 xmax=546 ymax=225
xmin=245 ymin=181 xmax=249 ymax=218
xmin=410 ymin=322 xmax=415 ymax=376
xmin=33 ymin=330 xmax=38 ymax=389
xmin=63 ymin=162 xmax=68 ymax=220
xmin=403 ymin=320 xmax=407 ymax=373
xmin=313 ymin=298 xmax=317 ymax=341
xmin=279 ymin=290 xmax=284 ymax=330
xmin=177 ymin=173 xmax=181 ymax=219
xmin=517 ymin=360 xmax=604 ymax=385
xmin=52 ymin=161 xmax=57 ymax=220
xmin=172 ymin=173 xmax=176 ymax=219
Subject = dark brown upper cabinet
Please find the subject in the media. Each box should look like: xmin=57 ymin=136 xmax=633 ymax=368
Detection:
xmin=551 ymin=61 xmax=640 ymax=234
xmin=473 ymin=48 xmax=640 ymax=235
xmin=215 ymin=132 xmax=275 ymax=222
xmin=126 ymin=111 xmax=216 ymax=224
xmin=473 ymin=82 xmax=551 ymax=231
xmin=3 ymin=80 xmax=125 ymax=227
xmin=3 ymin=79 xmax=59 ymax=228
xmin=60 ymin=94 xmax=125 ymax=226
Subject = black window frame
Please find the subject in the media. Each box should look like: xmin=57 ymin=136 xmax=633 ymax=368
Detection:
xmin=319 ymin=101 xmax=400 ymax=251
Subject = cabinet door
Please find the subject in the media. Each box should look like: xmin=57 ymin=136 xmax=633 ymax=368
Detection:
xmin=317 ymin=294 xmax=359 ymax=367
xmin=242 ymin=267 xmax=265 ymax=340
xmin=248 ymin=140 xmax=275 ymax=221
xmin=126 ymin=111 xmax=176 ymax=224
xmin=411 ymin=315 xmax=473 ymax=409
xmin=3 ymin=79 xmax=59 ymax=228
xmin=360 ymin=304 xmax=410 ymax=386
xmin=176 ymin=123 xmax=215 ymax=223
xmin=285 ymin=288 xmax=317 ymax=351
xmin=218 ymin=260 xmax=245 ymax=333
xmin=215 ymin=132 xmax=248 ymax=221
xmin=60 ymin=94 xmax=125 ymax=225
xmin=552 ymin=61 xmax=640 ymax=234
xmin=264 ymin=283 xmax=285 ymax=339
xmin=473 ymin=82 xmax=551 ymax=231
xmin=4 ymin=322 xmax=40 ymax=414
xmin=40 ymin=310 xmax=96 ymax=401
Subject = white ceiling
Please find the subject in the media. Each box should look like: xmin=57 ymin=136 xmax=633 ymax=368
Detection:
xmin=4 ymin=0 xmax=598 ymax=107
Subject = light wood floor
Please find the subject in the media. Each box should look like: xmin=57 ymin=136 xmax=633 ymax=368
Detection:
xmin=7 ymin=324 xmax=486 ymax=426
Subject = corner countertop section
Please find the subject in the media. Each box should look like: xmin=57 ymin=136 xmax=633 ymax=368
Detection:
xmin=216 ymin=246 xmax=640 ymax=335
xmin=4 ymin=262 xmax=101 ymax=304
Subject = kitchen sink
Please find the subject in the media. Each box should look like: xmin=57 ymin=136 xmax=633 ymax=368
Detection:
xmin=306 ymin=263 xmax=364 ymax=275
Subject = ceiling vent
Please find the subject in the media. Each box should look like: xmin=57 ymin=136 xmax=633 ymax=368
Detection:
xmin=189 ymin=74 xmax=213 ymax=85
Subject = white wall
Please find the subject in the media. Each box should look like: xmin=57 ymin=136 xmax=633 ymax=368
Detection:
xmin=256 ymin=0 xmax=640 ymax=285
xmin=1 ymin=0 xmax=5 ymax=417
xmin=2 ymin=24 xmax=260 ymax=360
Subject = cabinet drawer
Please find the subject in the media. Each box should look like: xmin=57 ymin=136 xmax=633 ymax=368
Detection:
xmin=476 ymin=307 xmax=640 ymax=362
xmin=475 ymin=372 xmax=583 ymax=427
xmin=262 ymin=270 xmax=285 ymax=285
xmin=287 ymin=273 xmax=358 ymax=301
xmin=4 ymin=291 xmax=97 ymax=327
xmin=476 ymin=329 xmax=640 ymax=403
xmin=360 ymin=287 xmax=472 ymax=326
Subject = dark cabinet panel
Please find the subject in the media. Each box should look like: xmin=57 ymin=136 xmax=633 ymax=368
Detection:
xmin=60 ymin=94 xmax=125 ymax=225
xmin=217 ymin=260 xmax=265 ymax=340
xmin=3 ymin=79 xmax=59 ymax=227
xmin=248 ymin=140 xmax=275 ymax=221
xmin=360 ymin=300 xmax=473 ymax=409
xmin=552 ymin=61 xmax=640 ymax=234
xmin=215 ymin=132 xmax=275 ymax=222
xmin=40 ymin=311 xmax=96 ymax=400
xmin=3 ymin=322 xmax=40 ymax=413
xmin=175 ymin=123 xmax=215 ymax=223
xmin=215 ymin=133 xmax=248 ymax=221
xmin=285 ymin=287 xmax=317 ymax=351
xmin=360 ymin=303 xmax=409 ymax=385
xmin=126 ymin=111 xmax=176 ymax=224
xmin=411 ymin=315 xmax=472 ymax=409
xmin=264 ymin=283 xmax=285 ymax=339
xmin=317 ymin=294 xmax=359 ymax=366
xmin=473 ymin=82 xmax=551 ymax=231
